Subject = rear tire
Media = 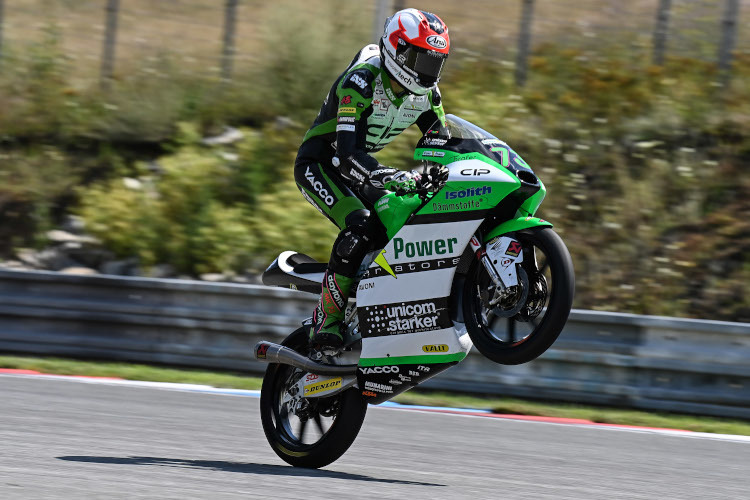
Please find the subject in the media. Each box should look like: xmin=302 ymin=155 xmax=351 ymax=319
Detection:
xmin=463 ymin=227 xmax=574 ymax=365
xmin=259 ymin=327 xmax=367 ymax=468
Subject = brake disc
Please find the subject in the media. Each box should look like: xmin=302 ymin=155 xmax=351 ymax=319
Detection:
xmin=488 ymin=267 xmax=529 ymax=318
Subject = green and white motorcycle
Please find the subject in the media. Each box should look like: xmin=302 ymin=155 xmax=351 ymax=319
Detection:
xmin=256 ymin=115 xmax=575 ymax=468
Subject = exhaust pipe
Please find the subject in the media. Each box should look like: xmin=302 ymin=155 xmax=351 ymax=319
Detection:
xmin=254 ymin=341 xmax=358 ymax=376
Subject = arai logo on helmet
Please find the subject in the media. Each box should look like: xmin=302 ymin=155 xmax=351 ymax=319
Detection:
xmin=426 ymin=35 xmax=447 ymax=49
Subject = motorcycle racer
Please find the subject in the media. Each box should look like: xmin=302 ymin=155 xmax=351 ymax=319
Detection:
xmin=294 ymin=8 xmax=450 ymax=349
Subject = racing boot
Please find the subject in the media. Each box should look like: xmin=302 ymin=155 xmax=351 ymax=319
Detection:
xmin=309 ymin=270 xmax=353 ymax=349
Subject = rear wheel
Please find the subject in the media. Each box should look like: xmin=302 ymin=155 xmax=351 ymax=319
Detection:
xmin=259 ymin=327 xmax=367 ymax=468
xmin=463 ymin=227 xmax=574 ymax=365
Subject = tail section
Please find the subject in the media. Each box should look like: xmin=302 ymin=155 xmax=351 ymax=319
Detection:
xmin=262 ymin=251 xmax=327 ymax=294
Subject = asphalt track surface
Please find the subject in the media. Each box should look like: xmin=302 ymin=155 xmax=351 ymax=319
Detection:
xmin=1 ymin=375 xmax=750 ymax=499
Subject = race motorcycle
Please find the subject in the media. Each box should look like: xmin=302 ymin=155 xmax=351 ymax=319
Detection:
xmin=255 ymin=115 xmax=575 ymax=468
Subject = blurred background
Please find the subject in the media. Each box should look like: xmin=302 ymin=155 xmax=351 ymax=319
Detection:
xmin=0 ymin=0 xmax=748 ymax=322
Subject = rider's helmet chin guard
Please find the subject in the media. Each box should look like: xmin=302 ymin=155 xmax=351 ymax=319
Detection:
xmin=379 ymin=9 xmax=449 ymax=96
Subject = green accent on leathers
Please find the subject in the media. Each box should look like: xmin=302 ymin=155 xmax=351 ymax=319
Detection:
xmin=330 ymin=196 xmax=366 ymax=229
xmin=429 ymin=90 xmax=446 ymax=127
xmin=302 ymin=119 xmax=337 ymax=144
xmin=299 ymin=45 xmax=445 ymax=152
xmin=310 ymin=272 xmax=354 ymax=342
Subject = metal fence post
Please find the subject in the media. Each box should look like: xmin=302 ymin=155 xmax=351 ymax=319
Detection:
xmin=373 ymin=0 xmax=391 ymax=44
xmin=652 ymin=0 xmax=672 ymax=66
xmin=515 ymin=0 xmax=535 ymax=87
xmin=100 ymin=0 xmax=120 ymax=90
xmin=221 ymin=0 xmax=238 ymax=81
xmin=718 ymin=0 xmax=740 ymax=87
xmin=0 ymin=0 xmax=5 ymax=67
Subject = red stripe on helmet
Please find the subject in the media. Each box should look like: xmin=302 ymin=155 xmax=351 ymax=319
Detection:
xmin=389 ymin=13 xmax=450 ymax=54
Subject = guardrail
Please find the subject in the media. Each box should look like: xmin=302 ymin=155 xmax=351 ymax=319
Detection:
xmin=1 ymin=269 xmax=749 ymax=419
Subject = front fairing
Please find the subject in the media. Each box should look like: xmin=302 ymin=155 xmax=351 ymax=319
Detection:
xmin=375 ymin=115 xmax=547 ymax=242
xmin=414 ymin=115 xmax=539 ymax=187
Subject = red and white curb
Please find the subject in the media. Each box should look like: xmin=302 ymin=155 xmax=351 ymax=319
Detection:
xmin=2 ymin=368 xmax=749 ymax=444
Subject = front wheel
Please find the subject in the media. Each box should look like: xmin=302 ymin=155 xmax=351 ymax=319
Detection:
xmin=463 ymin=227 xmax=575 ymax=365
xmin=259 ymin=327 xmax=367 ymax=468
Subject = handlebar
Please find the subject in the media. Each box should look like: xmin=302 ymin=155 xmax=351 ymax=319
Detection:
xmin=393 ymin=164 xmax=449 ymax=199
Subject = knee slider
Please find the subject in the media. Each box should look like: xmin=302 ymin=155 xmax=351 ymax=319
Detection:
xmin=330 ymin=226 xmax=371 ymax=276
xmin=334 ymin=228 xmax=369 ymax=260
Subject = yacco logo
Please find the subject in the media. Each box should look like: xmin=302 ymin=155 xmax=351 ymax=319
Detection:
xmin=446 ymin=186 xmax=491 ymax=200
xmin=422 ymin=344 xmax=449 ymax=353
xmin=394 ymin=237 xmax=458 ymax=259
xmin=305 ymin=166 xmax=335 ymax=207
xmin=304 ymin=377 xmax=342 ymax=396
xmin=359 ymin=366 xmax=399 ymax=374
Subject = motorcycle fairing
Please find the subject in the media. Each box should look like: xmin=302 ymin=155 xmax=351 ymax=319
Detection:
xmin=355 ymin=170 xmax=492 ymax=399
xmin=356 ymin=220 xmax=476 ymax=306
xmin=358 ymin=360 xmax=459 ymax=404
xmin=356 ymin=329 xmax=474 ymax=404
xmin=483 ymin=216 xmax=553 ymax=242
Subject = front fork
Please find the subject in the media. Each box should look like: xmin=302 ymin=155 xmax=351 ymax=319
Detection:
xmin=470 ymin=233 xmax=525 ymax=291
xmin=469 ymin=235 xmax=505 ymax=290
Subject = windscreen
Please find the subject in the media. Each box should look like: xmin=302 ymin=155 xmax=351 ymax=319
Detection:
xmin=443 ymin=115 xmax=497 ymax=140
xmin=418 ymin=115 xmax=536 ymax=179
xmin=424 ymin=114 xmax=498 ymax=141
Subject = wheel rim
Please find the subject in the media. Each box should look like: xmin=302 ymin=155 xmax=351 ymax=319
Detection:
xmin=271 ymin=364 xmax=341 ymax=449
xmin=469 ymin=236 xmax=553 ymax=348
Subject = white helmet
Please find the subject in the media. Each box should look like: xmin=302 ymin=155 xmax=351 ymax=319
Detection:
xmin=380 ymin=9 xmax=450 ymax=95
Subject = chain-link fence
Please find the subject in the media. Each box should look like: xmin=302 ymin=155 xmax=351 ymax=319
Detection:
xmin=0 ymin=0 xmax=746 ymax=88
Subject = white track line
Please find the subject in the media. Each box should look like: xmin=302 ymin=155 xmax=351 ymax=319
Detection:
xmin=2 ymin=371 xmax=749 ymax=444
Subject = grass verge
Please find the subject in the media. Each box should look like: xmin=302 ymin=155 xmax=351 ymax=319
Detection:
xmin=2 ymin=354 xmax=749 ymax=436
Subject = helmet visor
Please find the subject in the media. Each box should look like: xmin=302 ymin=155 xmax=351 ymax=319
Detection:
xmin=399 ymin=45 xmax=447 ymax=87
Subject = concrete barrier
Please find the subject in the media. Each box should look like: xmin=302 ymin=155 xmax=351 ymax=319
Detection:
xmin=1 ymin=269 xmax=749 ymax=418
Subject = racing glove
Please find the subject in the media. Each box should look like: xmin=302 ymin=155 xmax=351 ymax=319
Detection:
xmin=370 ymin=169 xmax=421 ymax=193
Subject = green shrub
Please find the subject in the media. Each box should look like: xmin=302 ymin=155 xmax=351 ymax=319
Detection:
xmin=75 ymin=122 xmax=335 ymax=275
xmin=3 ymin=7 xmax=750 ymax=320
xmin=0 ymin=146 xmax=85 ymax=252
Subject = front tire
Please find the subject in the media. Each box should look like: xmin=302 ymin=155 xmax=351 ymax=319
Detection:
xmin=463 ymin=227 xmax=574 ymax=365
xmin=259 ymin=327 xmax=367 ymax=468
